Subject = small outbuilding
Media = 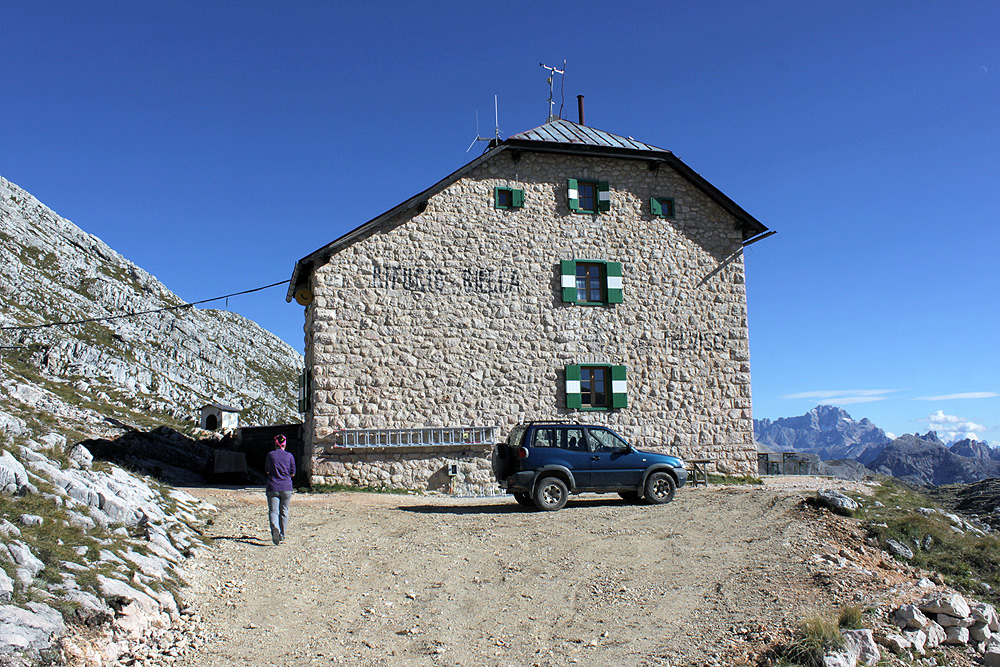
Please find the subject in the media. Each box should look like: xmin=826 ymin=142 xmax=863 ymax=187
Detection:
xmin=199 ymin=403 xmax=241 ymax=431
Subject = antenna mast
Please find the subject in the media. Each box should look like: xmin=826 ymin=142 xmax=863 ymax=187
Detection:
xmin=466 ymin=95 xmax=502 ymax=154
xmin=540 ymin=61 xmax=566 ymax=122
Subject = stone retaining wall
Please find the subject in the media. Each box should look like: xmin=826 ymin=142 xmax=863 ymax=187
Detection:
xmin=311 ymin=445 xmax=497 ymax=495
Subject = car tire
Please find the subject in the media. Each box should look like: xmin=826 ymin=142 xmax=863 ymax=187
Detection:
xmin=533 ymin=477 xmax=568 ymax=511
xmin=643 ymin=472 xmax=676 ymax=504
xmin=513 ymin=492 xmax=533 ymax=507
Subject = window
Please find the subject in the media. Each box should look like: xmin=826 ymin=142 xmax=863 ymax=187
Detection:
xmin=576 ymin=262 xmax=604 ymax=303
xmin=588 ymin=428 xmax=628 ymax=452
xmin=560 ymin=260 xmax=623 ymax=304
xmin=565 ymin=365 xmax=628 ymax=410
xmin=494 ymin=187 xmax=524 ymax=210
xmin=651 ymin=197 xmax=675 ymax=218
xmin=567 ymin=179 xmax=610 ymax=213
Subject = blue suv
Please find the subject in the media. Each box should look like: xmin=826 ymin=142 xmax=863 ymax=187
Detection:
xmin=492 ymin=422 xmax=688 ymax=511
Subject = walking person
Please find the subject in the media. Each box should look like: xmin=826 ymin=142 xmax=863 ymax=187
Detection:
xmin=265 ymin=434 xmax=296 ymax=545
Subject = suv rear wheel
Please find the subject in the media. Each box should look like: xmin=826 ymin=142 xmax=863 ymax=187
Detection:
xmin=533 ymin=477 xmax=568 ymax=511
xmin=643 ymin=472 xmax=676 ymax=504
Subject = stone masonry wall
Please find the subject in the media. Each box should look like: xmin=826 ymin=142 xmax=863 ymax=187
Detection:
xmin=311 ymin=445 xmax=496 ymax=495
xmin=300 ymin=150 xmax=757 ymax=484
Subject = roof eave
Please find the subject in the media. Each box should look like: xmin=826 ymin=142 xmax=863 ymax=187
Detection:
xmin=286 ymin=144 xmax=510 ymax=301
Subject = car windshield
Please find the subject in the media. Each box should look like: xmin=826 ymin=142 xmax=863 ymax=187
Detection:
xmin=588 ymin=428 xmax=628 ymax=452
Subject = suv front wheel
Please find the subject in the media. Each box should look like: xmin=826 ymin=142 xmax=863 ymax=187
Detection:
xmin=644 ymin=472 xmax=676 ymax=504
xmin=533 ymin=477 xmax=568 ymax=511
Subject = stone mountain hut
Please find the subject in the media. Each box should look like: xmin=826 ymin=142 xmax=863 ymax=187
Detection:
xmin=286 ymin=117 xmax=773 ymax=493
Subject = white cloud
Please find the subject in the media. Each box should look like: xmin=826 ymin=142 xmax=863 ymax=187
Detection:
xmin=781 ymin=389 xmax=898 ymax=405
xmin=917 ymin=410 xmax=987 ymax=444
xmin=914 ymin=392 xmax=998 ymax=401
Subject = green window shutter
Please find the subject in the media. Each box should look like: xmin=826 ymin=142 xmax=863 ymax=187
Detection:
xmin=560 ymin=260 xmax=577 ymax=302
xmin=610 ymin=365 xmax=628 ymax=408
xmin=567 ymin=178 xmax=579 ymax=211
xmin=650 ymin=197 xmax=662 ymax=217
xmin=565 ymin=364 xmax=582 ymax=409
xmin=597 ymin=181 xmax=611 ymax=212
xmin=605 ymin=261 xmax=623 ymax=304
xmin=512 ymin=188 xmax=524 ymax=208
xmin=493 ymin=187 xmax=503 ymax=209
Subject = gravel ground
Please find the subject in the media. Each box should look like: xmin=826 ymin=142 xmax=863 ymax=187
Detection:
xmin=171 ymin=479 xmax=875 ymax=667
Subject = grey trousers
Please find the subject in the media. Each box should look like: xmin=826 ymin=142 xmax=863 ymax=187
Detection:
xmin=266 ymin=490 xmax=293 ymax=545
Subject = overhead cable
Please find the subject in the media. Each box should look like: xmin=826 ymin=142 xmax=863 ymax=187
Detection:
xmin=0 ymin=279 xmax=290 ymax=332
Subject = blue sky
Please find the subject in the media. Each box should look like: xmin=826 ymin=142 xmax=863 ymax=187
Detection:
xmin=2 ymin=2 xmax=998 ymax=444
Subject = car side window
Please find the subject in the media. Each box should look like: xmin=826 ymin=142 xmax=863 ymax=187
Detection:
xmin=588 ymin=428 xmax=628 ymax=453
xmin=560 ymin=428 xmax=587 ymax=451
xmin=531 ymin=428 xmax=555 ymax=448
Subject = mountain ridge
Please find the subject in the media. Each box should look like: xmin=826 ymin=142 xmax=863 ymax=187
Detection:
xmin=0 ymin=175 xmax=302 ymax=440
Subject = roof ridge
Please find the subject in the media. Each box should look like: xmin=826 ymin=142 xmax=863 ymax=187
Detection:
xmin=508 ymin=119 xmax=666 ymax=152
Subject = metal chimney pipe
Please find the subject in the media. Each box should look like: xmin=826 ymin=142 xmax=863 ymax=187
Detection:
xmin=577 ymin=95 xmax=585 ymax=126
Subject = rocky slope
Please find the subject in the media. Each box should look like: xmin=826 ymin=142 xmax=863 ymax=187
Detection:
xmin=0 ymin=175 xmax=302 ymax=439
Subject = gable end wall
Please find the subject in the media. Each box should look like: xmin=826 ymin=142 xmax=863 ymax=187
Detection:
xmin=301 ymin=151 xmax=757 ymax=489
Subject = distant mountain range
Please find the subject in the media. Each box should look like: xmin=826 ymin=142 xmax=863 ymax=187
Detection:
xmin=755 ymin=405 xmax=1000 ymax=487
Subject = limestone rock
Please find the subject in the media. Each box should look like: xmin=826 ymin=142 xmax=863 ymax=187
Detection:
xmin=816 ymin=488 xmax=859 ymax=513
xmin=68 ymin=443 xmax=94 ymax=469
xmin=842 ymin=629 xmax=879 ymax=666
xmin=0 ymin=450 xmax=29 ymax=495
xmin=902 ymin=629 xmax=926 ymax=655
xmin=876 ymin=632 xmax=911 ymax=654
xmin=885 ymin=538 xmax=913 ymax=560
xmin=894 ymin=604 xmax=929 ymax=629
xmin=944 ymin=625 xmax=970 ymax=645
xmin=920 ymin=592 xmax=972 ymax=620
xmin=924 ymin=620 xmax=946 ymax=649
xmin=972 ymin=601 xmax=1000 ymax=632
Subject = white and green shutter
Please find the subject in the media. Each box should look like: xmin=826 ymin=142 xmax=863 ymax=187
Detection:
xmin=610 ymin=365 xmax=628 ymax=408
xmin=597 ymin=180 xmax=611 ymax=212
xmin=560 ymin=260 xmax=577 ymax=302
xmin=565 ymin=364 xmax=582 ymax=409
xmin=567 ymin=178 xmax=579 ymax=211
xmin=605 ymin=261 xmax=623 ymax=303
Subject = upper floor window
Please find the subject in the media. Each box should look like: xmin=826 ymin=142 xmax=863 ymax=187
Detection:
xmin=567 ymin=179 xmax=610 ymax=213
xmin=651 ymin=197 xmax=675 ymax=218
xmin=494 ymin=187 xmax=524 ymax=210
xmin=560 ymin=259 xmax=623 ymax=305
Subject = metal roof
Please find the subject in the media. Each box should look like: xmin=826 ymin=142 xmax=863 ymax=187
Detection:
xmin=509 ymin=119 xmax=666 ymax=152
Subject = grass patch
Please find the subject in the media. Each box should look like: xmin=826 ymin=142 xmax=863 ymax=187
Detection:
xmin=781 ymin=616 xmax=845 ymax=667
xmin=860 ymin=478 xmax=1000 ymax=606
xmin=837 ymin=605 xmax=865 ymax=630
xmin=708 ymin=473 xmax=763 ymax=485
xmin=301 ymin=483 xmax=415 ymax=495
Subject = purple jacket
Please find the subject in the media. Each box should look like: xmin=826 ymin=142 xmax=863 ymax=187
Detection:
xmin=265 ymin=448 xmax=296 ymax=492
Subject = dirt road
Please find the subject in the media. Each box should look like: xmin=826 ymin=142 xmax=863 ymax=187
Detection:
xmin=176 ymin=483 xmax=855 ymax=667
